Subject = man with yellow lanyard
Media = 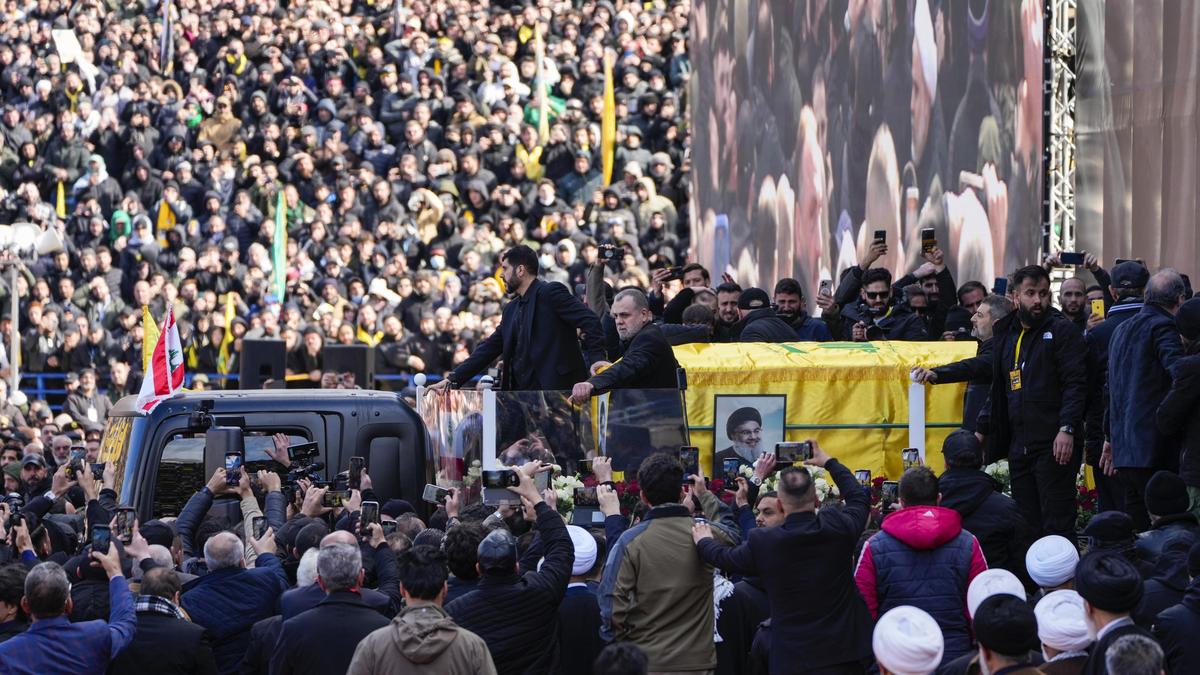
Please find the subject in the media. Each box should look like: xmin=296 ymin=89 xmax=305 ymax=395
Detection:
xmin=979 ymin=265 xmax=1087 ymax=540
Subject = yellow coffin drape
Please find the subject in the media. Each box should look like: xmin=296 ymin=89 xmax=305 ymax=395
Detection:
xmin=673 ymin=341 xmax=978 ymax=479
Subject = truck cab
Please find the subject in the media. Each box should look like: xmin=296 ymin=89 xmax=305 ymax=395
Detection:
xmin=98 ymin=389 xmax=429 ymax=522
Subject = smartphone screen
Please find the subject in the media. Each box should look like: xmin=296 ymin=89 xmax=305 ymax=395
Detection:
xmin=360 ymin=501 xmax=380 ymax=527
xmin=252 ymin=516 xmax=268 ymax=539
xmin=348 ymin=457 xmax=364 ymax=490
xmin=91 ymin=525 xmax=112 ymax=552
xmin=855 ymin=470 xmax=872 ymax=487
xmin=422 ymin=484 xmax=449 ymax=504
xmin=574 ymin=486 xmax=599 ymax=507
xmin=225 ymin=453 xmax=242 ymax=486
xmin=721 ymin=458 xmax=741 ymax=484
xmin=775 ymin=442 xmax=804 ymax=464
xmin=882 ymin=481 xmax=899 ymax=502
xmin=322 ymin=490 xmax=346 ymax=508
xmin=679 ymin=446 xmax=700 ymax=477
xmin=115 ymin=508 xmax=135 ymax=544
xmin=901 ymin=448 xmax=920 ymax=469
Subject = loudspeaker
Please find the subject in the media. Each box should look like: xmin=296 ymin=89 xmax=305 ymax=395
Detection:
xmin=239 ymin=339 xmax=286 ymax=390
xmin=323 ymin=344 xmax=374 ymax=388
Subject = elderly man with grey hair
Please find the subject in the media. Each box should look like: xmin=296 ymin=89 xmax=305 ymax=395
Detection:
xmin=1104 ymin=268 xmax=1187 ymax=531
xmin=0 ymin=545 xmax=136 ymax=674
xmin=269 ymin=542 xmax=391 ymax=675
xmin=569 ymin=288 xmax=681 ymax=403
xmin=179 ymin=528 xmax=288 ymax=674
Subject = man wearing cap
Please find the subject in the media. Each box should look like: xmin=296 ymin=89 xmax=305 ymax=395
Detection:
xmin=429 ymin=245 xmax=605 ymax=392
xmin=1084 ymin=260 xmax=1150 ymax=514
xmin=1156 ymin=297 xmax=1200 ymax=523
xmin=937 ymin=429 xmax=1033 ymax=585
xmin=972 ymin=594 xmax=1042 ymax=675
xmin=1136 ymin=471 xmax=1198 ymax=561
xmin=735 ymin=287 xmax=798 ymax=343
xmin=872 ymin=606 xmax=944 ymax=675
xmin=1104 ymin=269 xmax=1187 ymax=531
xmin=1076 ymin=551 xmax=1153 ymax=675
xmin=445 ymin=461 xmax=573 ymax=674
xmin=18 ymin=454 xmax=49 ymax=502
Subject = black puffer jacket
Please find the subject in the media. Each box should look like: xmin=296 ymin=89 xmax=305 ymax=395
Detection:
xmin=937 ymin=468 xmax=1034 ymax=587
xmin=737 ymin=308 xmax=798 ymax=343
xmin=1158 ymin=350 xmax=1200 ymax=487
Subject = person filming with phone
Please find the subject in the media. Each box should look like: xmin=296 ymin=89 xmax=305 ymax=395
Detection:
xmin=445 ymin=460 xmax=573 ymax=674
xmin=692 ymin=440 xmax=873 ymax=674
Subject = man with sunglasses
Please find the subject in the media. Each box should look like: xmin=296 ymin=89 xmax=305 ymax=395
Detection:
xmin=842 ymin=269 xmax=928 ymax=342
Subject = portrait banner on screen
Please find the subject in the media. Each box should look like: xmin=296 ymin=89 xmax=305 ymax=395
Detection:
xmin=690 ymin=0 xmax=1047 ymax=305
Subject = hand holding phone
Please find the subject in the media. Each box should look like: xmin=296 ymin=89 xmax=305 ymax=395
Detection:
xmin=348 ymin=456 xmax=364 ymax=490
xmin=115 ymin=507 xmax=135 ymax=544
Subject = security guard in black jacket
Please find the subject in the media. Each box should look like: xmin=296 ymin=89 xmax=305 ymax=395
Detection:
xmin=979 ymin=265 xmax=1087 ymax=540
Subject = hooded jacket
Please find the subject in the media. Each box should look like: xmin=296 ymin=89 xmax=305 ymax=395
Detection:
xmin=854 ymin=505 xmax=987 ymax=664
xmin=737 ymin=308 xmax=799 ymax=343
xmin=1152 ymin=576 xmax=1200 ymax=674
xmin=1158 ymin=350 xmax=1200 ymax=486
xmin=938 ymin=468 xmax=1032 ymax=584
xmin=347 ymin=604 xmax=496 ymax=675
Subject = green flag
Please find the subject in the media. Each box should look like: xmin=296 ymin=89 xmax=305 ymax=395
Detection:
xmin=272 ymin=190 xmax=287 ymax=301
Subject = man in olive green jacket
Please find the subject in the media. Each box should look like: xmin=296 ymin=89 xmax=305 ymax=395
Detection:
xmin=600 ymin=453 xmax=738 ymax=673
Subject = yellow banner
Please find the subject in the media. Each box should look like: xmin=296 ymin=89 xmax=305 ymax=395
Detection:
xmin=674 ymin=341 xmax=977 ymax=479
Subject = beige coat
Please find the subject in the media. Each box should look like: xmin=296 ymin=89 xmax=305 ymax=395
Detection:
xmin=347 ymin=604 xmax=496 ymax=675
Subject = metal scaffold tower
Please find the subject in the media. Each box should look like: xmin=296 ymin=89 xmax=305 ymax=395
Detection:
xmin=1047 ymin=0 xmax=1076 ymax=256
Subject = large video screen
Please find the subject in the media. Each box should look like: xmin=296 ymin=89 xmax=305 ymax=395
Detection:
xmin=690 ymin=0 xmax=1047 ymax=302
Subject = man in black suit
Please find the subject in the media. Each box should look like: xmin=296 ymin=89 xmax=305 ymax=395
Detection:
xmin=569 ymin=288 xmax=679 ymax=403
xmin=691 ymin=441 xmax=874 ymax=675
xmin=269 ymin=543 xmax=391 ymax=675
xmin=108 ymin=567 xmax=218 ymax=675
xmin=1077 ymin=551 xmax=1152 ymax=675
xmin=430 ymin=245 xmax=605 ymax=392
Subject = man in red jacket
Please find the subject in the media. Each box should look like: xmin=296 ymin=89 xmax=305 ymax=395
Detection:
xmin=855 ymin=466 xmax=988 ymax=666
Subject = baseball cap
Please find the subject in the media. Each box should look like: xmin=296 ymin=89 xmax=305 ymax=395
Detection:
xmin=737 ymin=288 xmax=770 ymax=311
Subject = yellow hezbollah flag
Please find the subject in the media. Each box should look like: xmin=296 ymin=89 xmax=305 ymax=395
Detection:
xmin=217 ymin=293 xmax=236 ymax=374
xmin=673 ymin=341 xmax=977 ymax=478
xmin=56 ymin=181 xmax=66 ymax=218
xmin=600 ymin=51 xmax=616 ymax=186
xmin=141 ymin=306 xmax=159 ymax=371
xmin=156 ymin=199 xmax=175 ymax=232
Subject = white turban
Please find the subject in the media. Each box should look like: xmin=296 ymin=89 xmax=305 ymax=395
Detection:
xmin=1035 ymin=590 xmax=1092 ymax=653
xmin=914 ymin=0 xmax=938 ymax=102
xmin=967 ymin=569 xmax=1026 ymax=619
xmin=1026 ymin=535 xmax=1079 ymax=589
xmin=873 ymin=605 xmax=944 ymax=675
xmin=567 ymin=525 xmax=597 ymax=576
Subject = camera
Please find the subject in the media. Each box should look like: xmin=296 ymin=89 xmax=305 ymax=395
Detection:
xmin=598 ymin=244 xmax=619 ymax=261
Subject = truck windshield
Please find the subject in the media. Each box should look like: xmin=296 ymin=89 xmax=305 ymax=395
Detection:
xmin=153 ymin=433 xmax=306 ymax=516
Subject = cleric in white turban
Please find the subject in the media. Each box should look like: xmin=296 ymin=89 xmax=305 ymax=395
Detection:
xmin=873 ymin=605 xmax=944 ymax=675
xmin=1034 ymin=590 xmax=1092 ymax=669
xmin=1026 ymin=535 xmax=1079 ymax=591
xmin=966 ymin=568 xmax=1026 ymax=619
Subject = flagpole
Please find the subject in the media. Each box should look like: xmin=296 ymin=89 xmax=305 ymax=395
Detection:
xmin=8 ymin=264 xmax=17 ymax=394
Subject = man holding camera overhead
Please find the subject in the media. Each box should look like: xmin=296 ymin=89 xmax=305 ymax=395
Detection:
xmin=428 ymin=245 xmax=606 ymax=392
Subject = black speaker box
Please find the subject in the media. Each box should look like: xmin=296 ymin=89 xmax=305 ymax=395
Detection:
xmin=323 ymin=343 xmax=375 ymax=388
xmin=239 ymin=339 xmax=286 ymax=390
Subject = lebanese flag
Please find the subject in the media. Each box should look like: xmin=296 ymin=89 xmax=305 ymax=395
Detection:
xmin=135 ymin=307 xmax=186 ymax=413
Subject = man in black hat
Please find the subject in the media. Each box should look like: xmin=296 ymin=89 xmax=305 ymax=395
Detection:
xmin=1084 ymin=261 xmax=1151 ymax=514
xmin=1104 ymin=269 xmax=1187 ymax=531
xmin=445 ymin=461 xmax=573 ymax=674
xmin=715 ymin=406 xmax=764 ymax=467
xmin=972 ymin=594 xmax=1042 ymax=675
xmin=18 ymin=454 xmax=49 ymax=502
xmin=937 ymin=429 xmax=1033 ymax=585
xmin=1156 ymin=297 xmax=1200 ymax=523
xmin=1136 ymin=471 xmax=1199 ymax=562
xmin=735 ymin=287 xmax=798 ymax=343
xmin=1076 ymin=551 xmax=1153 ymax=675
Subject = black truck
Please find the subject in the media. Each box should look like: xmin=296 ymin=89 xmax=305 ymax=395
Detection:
xmin=98 ymin=389 xmax=430 ymax=522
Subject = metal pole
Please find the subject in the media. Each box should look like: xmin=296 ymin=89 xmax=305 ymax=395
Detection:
xmin=9 ymin=264 xmax=17 ymax=395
